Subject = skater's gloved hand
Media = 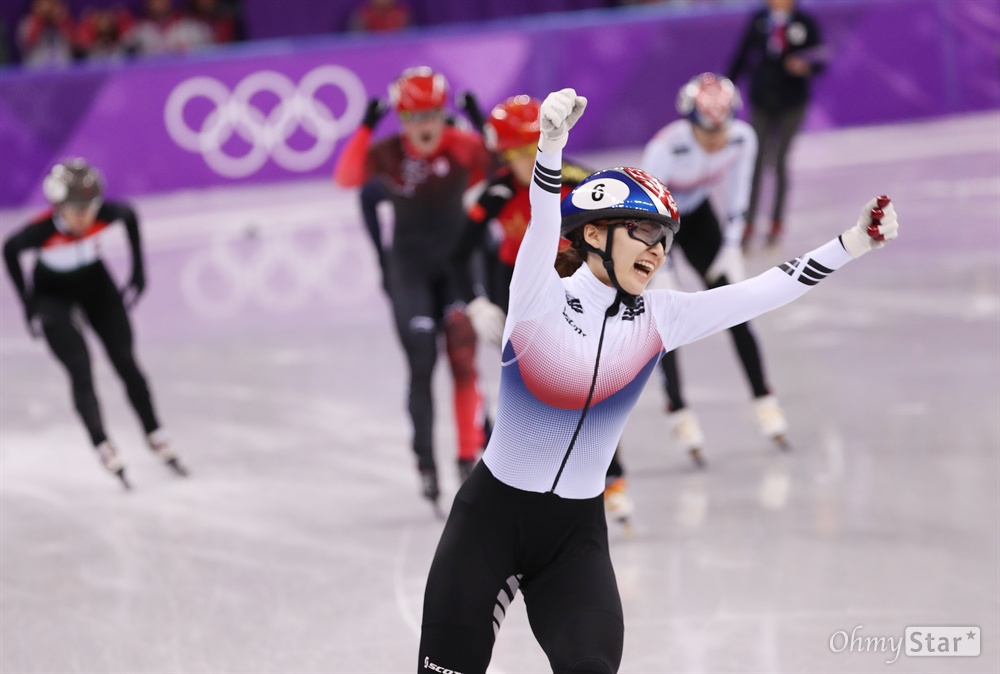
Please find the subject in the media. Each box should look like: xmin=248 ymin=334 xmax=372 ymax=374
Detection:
xmin=840 ymin=196 xmax=899 ymax=258
xmin=455 ymin=91 xmax=486 ymax=132
xmin=466 ymin=296 xmax=506 ymax=346
xmin=362 ymin=98 xmax=388 ymax=130
xmin=723 ymin=213 xmax=747 ymax=248
xmin=121 ymin=268 xmax=145 ymax=310
xmin=23 ymin=294 xmax=41 ymax=339
xmin=706 ymin=243 xmax=746 ymax=285
xmin=538 ymin=88 xmax=587 ymax=153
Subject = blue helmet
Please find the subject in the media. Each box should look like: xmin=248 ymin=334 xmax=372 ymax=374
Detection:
xmin=560 ymin=166 xmax=680 ymax=236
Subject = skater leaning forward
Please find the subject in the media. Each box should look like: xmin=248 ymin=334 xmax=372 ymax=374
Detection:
xmin=641 ymin=72 xmax=789 ymax=467
xmin=418 ymin=88 xmax=899 ymax=671
xmin=3 ymin=158 xmax=188 ymax=488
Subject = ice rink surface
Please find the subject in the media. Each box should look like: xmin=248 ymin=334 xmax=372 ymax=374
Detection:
xmin=1 ymin=112 xmax=998 ymax=673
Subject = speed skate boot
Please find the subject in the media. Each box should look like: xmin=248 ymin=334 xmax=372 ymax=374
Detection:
xmin=754 ymin=395 xmax=790 ymax=450
xmin=147 ymin=429 xmax=189 ymax=476
xmin=419 ymin=466 xmax=444 ymax=519
xmin=604 ymin=477 xmax=634 ymax=536
xmin=669 ymin=408 xmax=707 ymax=468
xmin=96 ymin=440 xmax=130 ymax=490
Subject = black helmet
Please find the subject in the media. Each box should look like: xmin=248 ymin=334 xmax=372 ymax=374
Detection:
xmin=43 ymin=158 xmax=104 ymax=207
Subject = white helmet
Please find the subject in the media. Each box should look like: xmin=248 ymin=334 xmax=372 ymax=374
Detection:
xmin=676 ymin=73 xmax=741 ymax=131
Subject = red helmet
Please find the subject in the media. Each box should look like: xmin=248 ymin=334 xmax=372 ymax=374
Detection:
xmin=388 ymin=67 xmax=448 ymax=113
xmin=488 ymin=95 xmax=541 ymax=152
xmin=676 ymin=73 xmax=741 ymax=130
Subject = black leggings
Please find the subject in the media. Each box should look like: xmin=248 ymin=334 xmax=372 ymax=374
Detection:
xmin=662 ymin=200 xmax=770 ymax=410
xmin=388 ymin=264 xmax=484 ymax=470
xmin=34 ymin=263 xmax=159 ymax=446
xmin=747 ymin=103 xmax=807 ymax=226
xmin=419 ymin=462 xmax=624 ymax=673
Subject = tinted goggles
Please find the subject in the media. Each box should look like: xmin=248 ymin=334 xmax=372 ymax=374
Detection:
xmin=620 ymin=218 xmax=675 ymax=249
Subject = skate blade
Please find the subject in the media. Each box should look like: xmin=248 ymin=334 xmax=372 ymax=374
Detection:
xmin=165 ymin=457 xmax=190 ymax=477
xmin=114 ymin=468 xmax=132 ymax=491
xmin=688 ymin=448 xmax=707 ymax=469
xmin=771 ymin=434 xmax=792 ymax=452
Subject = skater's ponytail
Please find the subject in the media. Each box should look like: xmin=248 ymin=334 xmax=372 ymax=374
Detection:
xmin=554 ymin=230 xmax=586 ymax=278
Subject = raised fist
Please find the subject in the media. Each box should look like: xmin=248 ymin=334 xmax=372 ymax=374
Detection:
xmin=362 ymin=98 xmax=388 ymax=130
xmin=841 ymin=195 xmax=899 ymax=258
xmin=538 ymin=88 xmax=588 ymax=153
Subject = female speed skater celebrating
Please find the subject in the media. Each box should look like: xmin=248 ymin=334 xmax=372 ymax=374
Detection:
xmin=417 ymin=88 xmax=898 ymax=672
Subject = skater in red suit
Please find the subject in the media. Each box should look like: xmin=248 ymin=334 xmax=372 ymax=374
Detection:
xmin=333 ymin=67 xmax=493 ymax=510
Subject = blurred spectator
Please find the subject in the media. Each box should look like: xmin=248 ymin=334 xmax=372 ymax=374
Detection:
xmin=76 ymin=5 xmax=133 ymax=62
xmin=124 ymin=0 xmax=213 ymax=55
xmin=348 ymin=0 xmax=412 ymax=33
xmin=727 ymin=0 xmax=824 ymax=248
xmin=0 ymin=19 xmax=10 ymax=65
xmin=188 ymin=0 xmax=239 ymax=44
xmin=17 ymin=0 xmax=76 ymax=68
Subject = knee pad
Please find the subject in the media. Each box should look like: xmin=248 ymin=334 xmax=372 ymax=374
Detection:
xmin=401 ymin=321 xmax=438 ymax=380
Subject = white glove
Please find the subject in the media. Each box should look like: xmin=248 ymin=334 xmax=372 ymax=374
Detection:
xmin=538 ymin=88 xmax=588 ymax=153
xmin=841 ymin=196 xmax=899 ymax=258
xmin=723 ymin=214 xmax=747 ymax=247
xmin=706 ymin=243 xmax=746 ymax=284
xmin=466 ymin=297 xmax=507 ymax=346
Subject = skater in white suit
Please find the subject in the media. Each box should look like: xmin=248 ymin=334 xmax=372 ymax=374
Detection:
xmin=641 ymin=72 xmax=786 ymax=467
xmin=418 ymin=87 xmax=898 ymax=673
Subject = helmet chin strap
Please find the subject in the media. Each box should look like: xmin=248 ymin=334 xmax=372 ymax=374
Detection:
xmin=582 ymin=224 xmax=638 ymax=310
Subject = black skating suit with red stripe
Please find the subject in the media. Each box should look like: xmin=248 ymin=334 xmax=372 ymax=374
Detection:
xmin=3 ymin=201 xmax=160 ymax=446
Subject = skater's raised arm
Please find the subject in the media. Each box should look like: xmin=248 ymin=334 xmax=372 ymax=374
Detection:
xmin=507 ymin=88 xmax=587 ymax=324
xmin=332 ymin=98 xmax=386 ymax=188
xmin=654 ymin=197 xmax=899 ymax=350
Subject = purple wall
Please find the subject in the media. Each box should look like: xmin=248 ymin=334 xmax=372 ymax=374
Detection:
xmin=0 ymin=0 xmax=997 ymax=207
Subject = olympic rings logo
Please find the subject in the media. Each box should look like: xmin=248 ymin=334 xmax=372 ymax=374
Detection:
xmin=164 ymin=65 xmax=366 ymax=178
xmin=179 ymin=224 xmax=374 ymax=318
